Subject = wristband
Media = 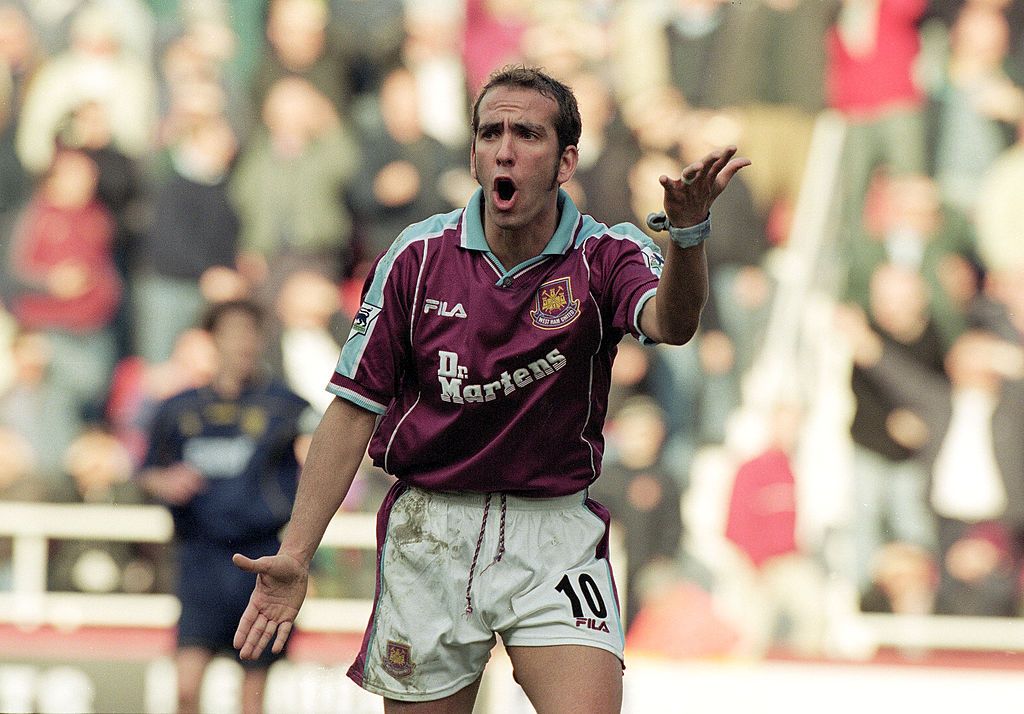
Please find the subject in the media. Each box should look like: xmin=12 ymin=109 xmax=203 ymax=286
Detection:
xmin=646 ymin=211 xmax=711 ymax=249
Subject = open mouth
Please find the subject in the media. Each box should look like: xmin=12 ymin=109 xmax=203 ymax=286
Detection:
xmin=494 ymin=177 xmax=517 ymax=206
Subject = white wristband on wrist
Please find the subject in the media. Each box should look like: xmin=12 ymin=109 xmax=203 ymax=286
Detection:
xmin=645 ymin=212 xmax=711 ymax=249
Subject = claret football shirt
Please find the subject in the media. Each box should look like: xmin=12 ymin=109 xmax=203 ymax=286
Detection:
xmin=328 ymin=188 xmax=665 ymax=497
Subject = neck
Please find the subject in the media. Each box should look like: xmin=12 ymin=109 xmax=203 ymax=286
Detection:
xmin=212 ymin=369 xmax=253 ymax=399
xmin=483 ymin=194 xmax=560 ymax=269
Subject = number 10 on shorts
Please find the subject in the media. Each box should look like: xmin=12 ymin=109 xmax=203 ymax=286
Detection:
xmin=556 ymin=572 xmax=611 ymax=633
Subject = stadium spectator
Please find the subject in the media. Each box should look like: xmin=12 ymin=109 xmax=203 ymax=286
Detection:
xmin=153 ymin=19 xmax=247 ymax=156
xmin=699 ymin=0 xmax=840 ymax=219
xmin=927 ymin=2 xmax=1023 ymax=214
xmin=590 ymin=396 xmax=683 ymax=629
xmin=329 ymin=0 xmax=405 ymax=97
xmin=0 ymin=2 xmax=40 ymax=227
xmin=826 ymin=0 xmax=929 ymax=245
xmin=266 ymin=269 xmax=346 ymax=415
xmin=5 ymin=145 xmax=121 ymax=422
xmin=860 ymin=540 xmax=937 ymax=615
xmin=15 ymin=2 xmax=156 ymax=175
xmin=968 ymin=262 xmax=1024 ymax=581
xmin=229 ymin=76 xmax=361 ymax=295
xmin=835 ymin=263 xmax=944 ymax=600
xmin=518 ymin=1 xmax=608 ymax=81
xmin=717 ymin=400 xmax=827 ymax=657
xmin=0 ymin=425 xmax=42 ymax=590
xmin=62 ymin=99 xmax=146 ymax=360
xmin=461 ymin=0 xmax=530 ymax=96
xmin=134 ymin=113 xmax=241 ymax=363
xmin=936 ymin=520 xmax=1019 ymax=617
xmin=611 ymin=0 xmax=733 ymax=111
xmin=562 ymin=69 xmax=643 ymax=228
xmin=843 ymin=172 xmax=979 ymax=346
xmin=137 ymin=298 xmax=313 ymax=714
xmin=401 ymin=0 xmax=472 ymax=149
xmin=251 ymin=0 xmax=355 ymax=118
xmin=975 ymin=119 xmax=1024 ymax=271
xmin=0 ymin=329 xmax=83 ymax=489
xmin=47 ymin=426 xmax=162 ymax=596
xmin=347 ymin=64 xmax=464 ymax=275
xmin=832 ymin=277 xmax=1024 ymax=616
xmin=937 ymin=327 xmax=1024 ymax=614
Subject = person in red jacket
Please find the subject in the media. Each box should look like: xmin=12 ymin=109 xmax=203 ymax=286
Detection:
xmin=7 ymin=143 xmax=121 ymax=419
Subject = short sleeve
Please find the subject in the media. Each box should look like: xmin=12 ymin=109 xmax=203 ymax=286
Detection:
xmin=328 ymin=240 xmax=418 ymax=413
xmin=599 ymin=223 xmax=664 ymax=345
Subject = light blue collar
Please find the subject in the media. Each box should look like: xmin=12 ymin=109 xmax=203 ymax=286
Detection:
xmin=460 ymin=187 xmax=580 ymax=260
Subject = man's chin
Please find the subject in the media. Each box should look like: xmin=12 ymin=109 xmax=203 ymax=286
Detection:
xmin=486 ymin=206 xmax=526 ymax=230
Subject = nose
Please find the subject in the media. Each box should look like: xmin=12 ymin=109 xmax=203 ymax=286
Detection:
xmin=495 ymin=131 xmax=514 ymax=165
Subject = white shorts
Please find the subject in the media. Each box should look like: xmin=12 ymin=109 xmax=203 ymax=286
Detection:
xmin=346 ymin=483 xmax=625 ymax=702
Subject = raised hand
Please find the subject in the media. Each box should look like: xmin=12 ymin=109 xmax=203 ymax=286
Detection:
xmin=232 ymin=551 xmax=309 ymax=660
xmin=659 ymin=145 xmax=751 ymax=228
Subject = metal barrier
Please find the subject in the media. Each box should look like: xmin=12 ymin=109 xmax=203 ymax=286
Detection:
xmin=3 ymin=500 xmax=1022 ymax=654
xmin=0 ymin=501 xmax=623 ymax=636
xmin=0 ymin=501 xmax=376 ymax=632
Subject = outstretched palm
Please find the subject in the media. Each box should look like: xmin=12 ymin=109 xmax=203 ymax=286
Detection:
xmin=232 ymin=552 xmax=309 ymax=660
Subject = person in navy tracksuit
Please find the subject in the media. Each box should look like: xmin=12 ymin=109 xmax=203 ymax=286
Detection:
xmin=139 ymin=299 xmax=313 ymax=714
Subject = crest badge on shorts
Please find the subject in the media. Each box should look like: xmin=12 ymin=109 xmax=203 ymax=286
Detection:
xmin=383 ymin=641 xmax=415 ymax=678
xmin=531 ymin=277 xmax=581 ymax=330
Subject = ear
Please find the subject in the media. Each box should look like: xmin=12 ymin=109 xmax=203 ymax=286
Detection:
xmin=470 ymin=140 xmax=478 ymax=182
xmin=556 ymin=145 xmax=579 ymax=186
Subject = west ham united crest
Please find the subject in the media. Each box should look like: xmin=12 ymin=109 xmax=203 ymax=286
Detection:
xmin=383 ymin=640 xmax=415 ymax=678
xmin=531 ymin=277 xmax=581 ymax=330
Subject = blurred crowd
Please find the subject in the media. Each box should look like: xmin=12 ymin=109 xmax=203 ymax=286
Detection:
xmin=1 ymin=0 xmax=1024 ymax=660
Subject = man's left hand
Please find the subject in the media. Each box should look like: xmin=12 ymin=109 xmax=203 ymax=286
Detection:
xmin=660 ymin=145 xmax=751 ymax=228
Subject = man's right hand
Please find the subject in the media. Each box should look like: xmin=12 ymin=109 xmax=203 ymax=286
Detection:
xmin=232 ymin=552 xmax=309 ymax=660
xmin=139 ymin=464 xmax=206 ymax=505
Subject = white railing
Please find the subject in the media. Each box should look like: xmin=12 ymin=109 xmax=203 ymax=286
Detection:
xmin=3 ymin=500 xmax=1021 ymax=654
xmin=0 ymin=501 xmax=377 ymax=632
xmin=0 ymin=501 xmax=625 ymax=636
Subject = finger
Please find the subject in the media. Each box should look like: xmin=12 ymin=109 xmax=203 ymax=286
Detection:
xmin=704 ymin=146 xmax=737 ymax=181
xmin=661 ymin=174 xmax=694 ymax=193
xmin=715 ymin=157 xmax=752 ymax=188
xmin=233 ymin=603 xmax=258 ymax=650
xmin=256 ymin=619 xmax=278 ymax=657
xmin=272 ymin=621 xmax=293 ymax=654
xmin=232 ymin=553 xmax=258 ymax=572
xmin=679 ymin=163 xmax=702 ymax=185
xmin=697 ymin=146 xmax=736 ymax=184
xmin=241 ymin=614 xmax=269 ymax=660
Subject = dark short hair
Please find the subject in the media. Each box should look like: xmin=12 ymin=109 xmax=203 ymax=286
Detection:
xmin=200 ymin=298 xmax=265 ymax=334
xmin=471 ymin=65 xmax=582 ymax=155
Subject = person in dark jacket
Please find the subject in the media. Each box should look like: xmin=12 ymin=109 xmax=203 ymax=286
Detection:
xmin=137 ymin=299 xmax=313 ymax=714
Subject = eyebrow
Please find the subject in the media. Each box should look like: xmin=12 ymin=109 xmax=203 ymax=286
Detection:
xmin=477 ymin=120 xmax=548 ymax=136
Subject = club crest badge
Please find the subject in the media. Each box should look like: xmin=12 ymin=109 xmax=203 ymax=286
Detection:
xmin=531 ymin=277 xmax=581 ymax=330
xmin=383 ymin=641 xmax=415 ymax=678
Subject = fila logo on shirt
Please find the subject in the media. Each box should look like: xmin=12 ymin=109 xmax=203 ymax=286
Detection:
xmin=424 ymin=299 xmax=467 ymax=318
